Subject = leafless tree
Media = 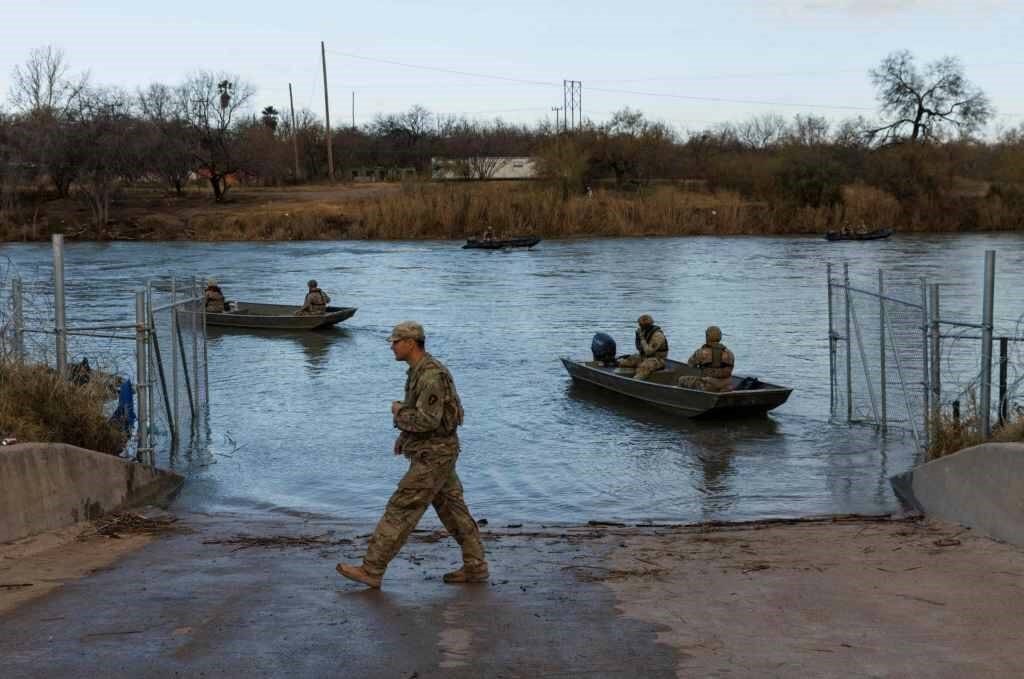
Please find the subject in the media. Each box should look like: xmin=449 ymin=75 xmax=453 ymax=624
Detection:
xmin=8 ymin=45 xmax=89 ymax=116
xmin=868 ymin=50 xmax=993 ymax=144
xmin=72 ymin=88 xmax=141 ymax=230
xmin=178 ymin=71 xmax=255 ymax=201
xmin=786 ymin=114 xmax=830 ymax=146
xmin=734 ymin=113 xmax=789 ymax=150
xmin=137 ymin=83 xmax=193 ymax=195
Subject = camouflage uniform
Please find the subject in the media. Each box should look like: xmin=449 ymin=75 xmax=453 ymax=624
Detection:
xmin=204 ymin=285 xmax=226 ymax=313
xmin=298 ymin=287 xmax=330 ymax=315
xmin=619 ymin=316 xmax=668 ymax=380
xmin=362 ymin=353 xmax=487 ymax=578
xmin=678 ymin=326 xmax=735 ymax=392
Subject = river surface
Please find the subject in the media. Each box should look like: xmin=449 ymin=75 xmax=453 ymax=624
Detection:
xmin=3 ymin=235 xmax=1023 ymax=524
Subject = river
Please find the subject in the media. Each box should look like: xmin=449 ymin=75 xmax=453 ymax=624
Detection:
xmin=3 ymin=234 xmax=1022 ymax=524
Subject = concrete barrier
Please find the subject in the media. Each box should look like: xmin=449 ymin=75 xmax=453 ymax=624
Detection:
xmin=0 ymin=443 xmax=183 ymax=543
xmin=891 ymin=442 xmax=1024 ymax=546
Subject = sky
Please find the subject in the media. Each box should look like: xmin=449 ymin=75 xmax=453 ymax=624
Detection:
xmin=2 ymin=0 xmax=1022 ymax=134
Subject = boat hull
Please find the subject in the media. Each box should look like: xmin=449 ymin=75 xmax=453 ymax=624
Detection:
xmin=824 ymin=229 xmax=893 ymax=242
xmin=196 ymin=303 xmax=357 ymax=330
xmin=463 ymin=237 xmax=541 ymax=250
xmin=561 ymin=358 xmax=792 ymax=418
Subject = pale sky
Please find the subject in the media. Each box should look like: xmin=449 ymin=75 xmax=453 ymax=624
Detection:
xmin=2 ymin=0 xmax=1022 ymax=134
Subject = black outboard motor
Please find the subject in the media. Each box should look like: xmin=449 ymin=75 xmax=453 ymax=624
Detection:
xmin=591 ymin=332 xmax=617 ymax=366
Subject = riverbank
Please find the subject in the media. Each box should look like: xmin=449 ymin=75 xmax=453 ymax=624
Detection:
xmin=3 ymin=512 xmax=1022 ymax=677
xmin=2 ymin=180 xmax=1022 ymax=242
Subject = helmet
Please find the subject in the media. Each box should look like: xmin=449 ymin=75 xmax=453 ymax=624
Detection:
xmin=207 ymin=278 xmax=217 ymax=286
xmin=637 ymin=314 xmax=654 ymax=325
xmin=591 ymin=332 xmax=617 ymax=364
xmin=706 ymin=325 xmax=722 ymax=343
xmin=307 ymin=279 xmax=318 ymax=288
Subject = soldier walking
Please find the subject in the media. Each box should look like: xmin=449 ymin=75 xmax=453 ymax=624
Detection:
xmin=337 ymin=321 xmax=489 ymax=588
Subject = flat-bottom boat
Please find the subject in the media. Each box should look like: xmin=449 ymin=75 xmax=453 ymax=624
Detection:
xmin=824 ymin=228 xmax=893 ymax=242
xmin=561 ymin=357 xmax=792 ymax=418
xmin=197 ymin=302 xmax=357 ymax=330
xmin=462 ymin=237 xmax=541 ymax=250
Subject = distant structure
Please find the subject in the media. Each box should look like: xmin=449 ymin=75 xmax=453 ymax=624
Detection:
xmin=431 ymin=156 xmax=538 ymax=181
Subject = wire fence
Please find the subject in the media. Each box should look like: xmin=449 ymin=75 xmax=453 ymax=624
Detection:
xmin=829 ymin=252 xmax=1024 ymax=451
xmin=1 ymin=237 xmax=209 ymax=463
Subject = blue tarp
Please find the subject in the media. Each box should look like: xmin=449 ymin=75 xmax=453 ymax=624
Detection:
xmin=110 ymin=379 xmax=136 ymax=433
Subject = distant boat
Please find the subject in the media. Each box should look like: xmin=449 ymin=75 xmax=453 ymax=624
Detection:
xmin=824 ymin=228 xmax=893 ymax=242
xmin=195 ymin=303 xmax=357 ymax=330
xmin=560 ymin=358 xmax=792 ymax=418
xmin=462 ymin=237 xmax=541 ymax=250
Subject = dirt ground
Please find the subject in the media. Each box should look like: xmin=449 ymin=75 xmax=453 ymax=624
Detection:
xmin=2 ymin=513 xmax=1023 ymax=677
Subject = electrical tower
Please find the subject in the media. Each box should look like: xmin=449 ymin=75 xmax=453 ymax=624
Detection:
xmin=562 ymin=80 xmax=582 ymax=131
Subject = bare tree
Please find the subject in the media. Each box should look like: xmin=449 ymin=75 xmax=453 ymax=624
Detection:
xmin=734 ymin=113 xmax=789 ymax=150
xmin=868 ymin=50 xmax=993 ymax=144
xmin=8 ymin=45 xmax=88 ymax=116
xmin=72 ymin=88 xmax=141 ymax=230
xmin=786 ymin=114 xmax=830 ymax=146
xmin=137 ymin=83 xmax=193 ymax=195
xmin=178 ymin=71 xmax=255 ymax=201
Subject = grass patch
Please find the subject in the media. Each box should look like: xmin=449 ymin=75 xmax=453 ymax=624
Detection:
xmin=0 ymin=360 xmax=127 ymax=455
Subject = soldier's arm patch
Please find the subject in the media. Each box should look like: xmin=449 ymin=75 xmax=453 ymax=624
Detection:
xmin=428 ymin=394 xmax=438 ymax=406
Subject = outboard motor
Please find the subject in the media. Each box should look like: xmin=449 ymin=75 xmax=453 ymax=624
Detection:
xmin=591 ymin=332 xmax=617 ymax=366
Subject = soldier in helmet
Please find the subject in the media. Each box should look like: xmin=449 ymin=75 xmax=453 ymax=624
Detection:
xmin=678 ymin=325 xmax=735 ymax=392
xmin=618 ymin=314 xmax=669 ymax=380
xmin=296 ymin=279 xmax=331 ymax=315
xmin=204 ymin=278 xmax=226 ymax=313
xmin=337 ymin=321 xmax=488 ymax=589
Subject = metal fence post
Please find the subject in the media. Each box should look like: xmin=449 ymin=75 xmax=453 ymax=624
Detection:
xmin=844 ymin=262 xmax=852 ymax=423
xmin=980 ymin=250 xmax=995 ymax=437
xmin=878 ymin=269 xmax=887 ymax=432
xmin=999 ymin=337 xmax=1009 ymax=427
xmin=12 ymin=277 xmax=24 ymax=361
xmin=191 ymin=277 xmax=199 ymax=433
xmin=52 ymin=234 xmax=67 ymax=375
xmin=170 ymin=277 xmax=179 ymax=445
xmin=930 ymin=284 xmax=941 ymax=428
xmin=827 ymin=263 xmax=835 ymax=419
xmin=135 ymin=291 xmax=150 ymax=463
xmin=921 ymin=278 xmax=930 ymax=452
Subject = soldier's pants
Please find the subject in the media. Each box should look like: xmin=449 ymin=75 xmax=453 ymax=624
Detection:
xmin=363 ymin=450 xmax=487 ymax=577
xmin=619 ymin=354 xmax=666 ymax=380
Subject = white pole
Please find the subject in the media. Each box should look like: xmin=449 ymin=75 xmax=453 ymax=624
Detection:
xmin=52 ymin=234 xmax=67 ymax=375
xmin=980 ymin=251 xmax=996 ymax=437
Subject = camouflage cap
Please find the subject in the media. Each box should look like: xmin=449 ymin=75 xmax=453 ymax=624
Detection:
xmin=206 ymin=278 xmax=217 ymax=286
xmin=637 ymin=314 xmax=654 ymax=325
xmin=387 ymin=320 xmax=425 ymax=343
xmin=307 ymin=279 xmax=318 ymax=288
xmin=706 ymin=325 xmax=723 ymax=342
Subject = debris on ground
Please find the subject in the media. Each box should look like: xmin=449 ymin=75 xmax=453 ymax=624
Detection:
xmin=79 ymin=511 xmax=183 ymax=540
xmin=201 ymin=533 xmax=353 ymax=552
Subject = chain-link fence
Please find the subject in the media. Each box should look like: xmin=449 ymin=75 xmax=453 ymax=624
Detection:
xmin=1 ymin=237 xmax=209 ymax=464
xmin=829 ymin=252 xmax=1024 ymax=451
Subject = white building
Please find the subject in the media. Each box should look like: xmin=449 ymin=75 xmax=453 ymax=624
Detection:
xmin=431 ymin=156 xmax=539 ymax=181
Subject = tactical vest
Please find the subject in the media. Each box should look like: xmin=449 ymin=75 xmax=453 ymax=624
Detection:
xmin=308 ymin=289 xmax=328 ymax=311
xmin=431 ymin=360 xmax=465 ymax=436
xmin=636 ymin=325 xmax=668 ymax=359
xmin=698 ymin=342 xmax=733 ymax=378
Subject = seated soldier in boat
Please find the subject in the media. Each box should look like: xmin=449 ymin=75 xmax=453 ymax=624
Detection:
xmin=678 ymin=325 xmax=735 ymax=392
xmin=618 ymin=314 xmax=668 ymax=380
xmin=204 ymin=279 xmax=226 ymax=313
xmin=482 ymin=227 xmax=495 ymax=242
xmin=297 ymin=279 xmax=331 ymax=315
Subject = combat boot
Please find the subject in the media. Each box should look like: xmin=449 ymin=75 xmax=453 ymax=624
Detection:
xmin=443 ymin=566 xmax=490 ymax=584
xmin=336 ymin=563 xmax=382 ymax=588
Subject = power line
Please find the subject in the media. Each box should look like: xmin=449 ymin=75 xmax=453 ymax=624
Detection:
xmin=325 ymin=48 xmax=558 ymax=88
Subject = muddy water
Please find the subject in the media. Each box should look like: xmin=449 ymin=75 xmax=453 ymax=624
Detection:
xmin=3 ymin=234 xmax=1022 ymax=523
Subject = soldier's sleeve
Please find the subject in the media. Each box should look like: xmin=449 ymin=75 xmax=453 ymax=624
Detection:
xmin=394 ymin=370 xmax=446 ymax=433
xmin=299 ymin=292 xmax=311 ymax=312
xmin=686 ymin=348 xmax=702 ymax=367
xmin=323 ymin=291 xmax=331 ymax=304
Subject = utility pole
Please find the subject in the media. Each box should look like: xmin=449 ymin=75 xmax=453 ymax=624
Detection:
xmin=551 ymin=106 xmax=562 ymax=131
xmin=321 ymin=41 xmax=334 ymax=181
xmin=562 ymin=80 xmax=567 ymax=133
xmin=288 ymin=83 xmax=300 ymax=180
xmin=351 ymin=91 xmax=356 ymax=129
